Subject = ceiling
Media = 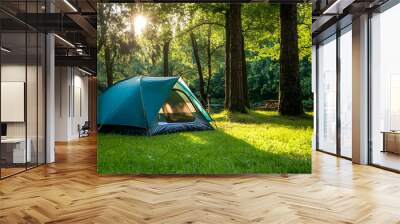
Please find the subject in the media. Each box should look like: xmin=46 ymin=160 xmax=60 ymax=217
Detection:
xmin=0 ymin=0 xmax=97 ymax=75
xmin=101 ymin=0 xmax=305 ymax=2
xmin=312 ymin=0 xmax=389 ymax=41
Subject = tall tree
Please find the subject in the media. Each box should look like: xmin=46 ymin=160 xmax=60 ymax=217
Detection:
xmin=206 ymin=25 xmax=212 ymax=107
xmin=241 ymin=33 xmax=249 ymax=108
xmin=190 ymin=32 xmax=207 ymax=106
xmin=97 ymin=3 xmax=313 ymax=108
xmin=163 ymin=40 xmax=170 ymax=76
xmin=228 ymin=4 xmax=246 ymax=113
xmin=97 ymin=4 xmax=135 ymax=87
xmin=98 ymin=4 xmax=115 ymax=87
xmin=104 ymin=47 xmax=114 ymax=87
xmin=224 ymin=9 xmax=231 ymax=109
xmin=279 ymin=4 xmax=303 ymax=115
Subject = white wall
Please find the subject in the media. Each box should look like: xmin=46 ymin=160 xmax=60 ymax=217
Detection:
xmin=72 ymin=72 xmax=89 ymax=138
xmin=55 ymin=66 xmax=69 ymax=141
xmin=1 ymin=65 xmax=26 ymax=141
xmin=1 ymin=63 xmax=46 ymax=164
xmin=1 ymin=65 xmax=40 ymax=138
xmin=55 ymin=67 xmax=89 ymax=141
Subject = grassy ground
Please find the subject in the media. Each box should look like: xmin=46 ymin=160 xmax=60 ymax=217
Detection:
xmin=97 ymin=111 xmax=313 ymax=174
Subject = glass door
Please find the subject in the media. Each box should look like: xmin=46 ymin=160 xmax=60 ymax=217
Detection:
xmin=317 ymin=34 xmax=337 ymax=154
xmin=370 ymin=3 xmax=400 ymax=171
xmin=339 ymin=25 xmax=352 ymax=158
xmin=0 ymin=1 xmax=46 ymax=179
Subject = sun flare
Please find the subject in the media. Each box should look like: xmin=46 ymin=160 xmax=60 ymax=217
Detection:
xmin=134 ymin=15 xmax=147 ymax=36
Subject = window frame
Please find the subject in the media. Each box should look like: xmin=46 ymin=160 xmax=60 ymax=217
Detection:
xmin=314 ymin=21 xmax=353 ymax=161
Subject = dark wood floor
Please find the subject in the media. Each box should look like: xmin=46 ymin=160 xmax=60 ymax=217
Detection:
xmin=0 ymin=135 xmax=400 ymax=223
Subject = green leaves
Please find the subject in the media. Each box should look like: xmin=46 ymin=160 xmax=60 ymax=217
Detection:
xmin=97 ymin=3 xmax=312 ymax=106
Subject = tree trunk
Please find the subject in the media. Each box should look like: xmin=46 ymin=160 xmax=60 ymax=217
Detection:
xmin=224 ymin=10 xmax=231 ymax=109
xmin=206 ymin=25 xmax=212 ymax=99
xmin=228 ymin=4 xmax=246 ymax=113
xmin=241 ymin=33 xmax=249 ymax=108
xmin=190 ymin=32 xmax=207 ymax=106
xmin=97 ymin=4 xmax=106 ymax=52
xmin=105 ymin=46 xmax=113 ymax=87
xmin=163 ymin=40 xmax=170 ymax=77
xmin=279 ymin=4 xmax=303 ymax=115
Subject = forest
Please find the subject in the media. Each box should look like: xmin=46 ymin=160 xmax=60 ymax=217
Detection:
xmin=97 ymin=3 xmax=312 ymax=114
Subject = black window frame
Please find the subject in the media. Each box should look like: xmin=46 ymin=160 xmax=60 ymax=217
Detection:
xmin=0 ymin=0 xmax=47 ymax=180
xmin=314 ymin=16 xmax=353 ymax=161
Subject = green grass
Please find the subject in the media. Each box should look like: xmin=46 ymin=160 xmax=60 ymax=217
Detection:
xmin=97 ymin=111 xmax=313 ymax=174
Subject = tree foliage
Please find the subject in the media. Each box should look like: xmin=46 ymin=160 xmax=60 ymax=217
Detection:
xmin=97 ymin=3 xmax=312 ymax=111
xmin=97 ymin=3 xmax=136 ymax=87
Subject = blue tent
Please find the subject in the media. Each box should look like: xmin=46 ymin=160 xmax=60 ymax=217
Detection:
xmin=97 ymin=76 xmax=213 ymax=135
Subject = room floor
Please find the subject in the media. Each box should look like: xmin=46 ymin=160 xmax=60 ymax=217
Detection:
xmin=0 ymin=167 xmax=25 ymax=178
xmin=372 ymin=150 xmax=400 ymax=171
xmin=0 ymin=136 xmax=400 ymax=223
xmin=0 ymin=162 xmax=43 ymax=178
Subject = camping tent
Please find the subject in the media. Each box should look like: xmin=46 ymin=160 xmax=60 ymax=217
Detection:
xmin=97 ymin=76 xmax=213 ymax=135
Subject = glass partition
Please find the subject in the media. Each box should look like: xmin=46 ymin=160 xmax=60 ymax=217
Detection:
xmin=317 ymin=35 xmax=337 ymax=154
xmin=27 ymin=31 xmax=38 ymax=169
xmin=38 ymin=32 xmax=45 ymax=165
xmin=0 ymin=1 xmax=46 ymax=179
xmin=370 ymin=3 xmax=400 ymax=171
xmin=1 ymin=31 xmax=28 ymax=177
xmin=339 ymin=26 xmax=352 ymax=158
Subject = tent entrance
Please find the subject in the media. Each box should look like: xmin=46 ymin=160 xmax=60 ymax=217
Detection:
xmin=158 ymin=89 xmax=197 ymax=123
